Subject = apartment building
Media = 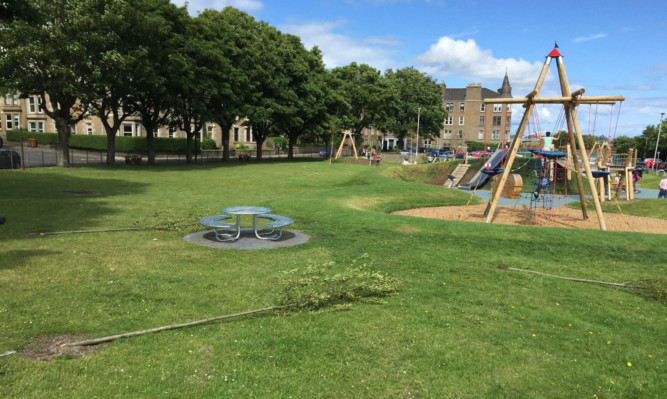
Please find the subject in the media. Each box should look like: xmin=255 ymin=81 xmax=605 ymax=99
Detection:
xmin=440 ymin=74 xmax=513 ymax=150
xmin=0 ymin=94 xmax=256 ymax=148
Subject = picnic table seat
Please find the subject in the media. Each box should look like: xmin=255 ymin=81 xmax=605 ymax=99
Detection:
xmin=199 ymin=215 xmax=237 ymax=241
xmin=257 ymin=214 xmax=294 ymax=240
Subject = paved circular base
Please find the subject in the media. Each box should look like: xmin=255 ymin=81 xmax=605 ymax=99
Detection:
xmin=184 ymin=228 xmax=309 ymax=250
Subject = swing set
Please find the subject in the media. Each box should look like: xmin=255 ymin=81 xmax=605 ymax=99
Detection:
xmin=482 ymin=46 xmax=625 ymax=231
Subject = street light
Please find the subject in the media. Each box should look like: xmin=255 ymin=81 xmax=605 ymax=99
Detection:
xmin=414 ymin=107 xmax=421 ymax=164
xmin=653 ymin=112 xmax=664 ymax=172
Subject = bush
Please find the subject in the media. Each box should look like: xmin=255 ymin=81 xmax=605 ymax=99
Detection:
xmin=6 ymin=130 xmax=58 ymax=145
xmin=201 ymin=137 xmax=217 ymax=150
xmin=6 ymin=130 xmax=193 ymax=153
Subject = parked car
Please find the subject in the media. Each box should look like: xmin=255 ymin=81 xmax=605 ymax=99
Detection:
xmin=399 ymin=148 xmax=412 ymax=156
xmin=470 ymin=150 xmax=490 ymax=158
xmin=319 ymin=148 xmax=334 ymax=157
xmin=438 ymin=150 xmax=454 ymax=159
xmin=454 ymin=151 xmax=466 ymax=159
xmin=0 ymin=148 xmax=21 ymax=169
xmin=644 ymin=158 xmax=665 ymax=169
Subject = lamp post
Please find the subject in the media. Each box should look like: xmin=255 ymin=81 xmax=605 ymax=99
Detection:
xmin=653 ymin=112 xmax=664 ymax=172
xmin=414 ymin=107 xmax=421 ymax=164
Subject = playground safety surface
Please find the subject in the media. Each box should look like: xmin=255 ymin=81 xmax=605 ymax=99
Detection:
xmin=393 ymin=204 xmax=667 ymax=235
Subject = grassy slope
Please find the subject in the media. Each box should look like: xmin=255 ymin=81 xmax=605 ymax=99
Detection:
xmin=0 ymin=160 xmax=665 ymax=398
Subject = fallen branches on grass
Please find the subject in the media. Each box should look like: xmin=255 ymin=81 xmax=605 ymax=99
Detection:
xmin=497 ymin=264 xmax=666 ymax=304
xmin=28 ymin=206 xmax=206 ymax=237
xmin=65 ymin=255 xmax=399 ymax=348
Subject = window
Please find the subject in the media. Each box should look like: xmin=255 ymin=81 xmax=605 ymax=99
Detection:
xmin=443 ymin=130 xmax=452 ymax=139
xmin=457 ymin=130 xmax=463 ymax=139
xmin=492 ymin=116 xmax=501 ymax=126
xmin=29 ymin=122 xmax=37 ymax=132
xmin=478 ymin=130 xmax=484 ymax=140
xmin=444 ymin=116 xmax=453 ymax=125
xmin=245 ymin=127 xmax=252 ymax=142
xmin=122 ymin=123 xmax=133 ymax=136
xmin=480 ymin=103 xmax=486 ymax=112
xmin=86 ymin=123 xmax=93 ymax=135
xmin=458 ymin=116 xmax=464 ymax=125
xmin=459 ymin=102 xmax=465 ymax=112
xmin=479 ymin=116 xmax=485 ymax=126
xmin=4 ymin=94 xmax=18 ymax=105
xmin=445 ymin=103 xmax=454 ymax=112
xmin=492 ymin=130 xmax=500 ymax=140
xmin=38 ymin=122 xmax=44 ymax=132
xmin=233 ymin=126 xmax=239 ymax=142
xmin=168 ymin=126 xmax=175 ymax=138
xmin=14 ymin=114 xmax=19 ymax=128
xmin=29 ymin=97 xmax=36 ymax=113
xmin=207 ymin=125 xmax=214 ymax=138
xmin=506 ymin=116 xmax=511 ymax=126
xmin=70 ymin=124 xmax=76 ymax=134
xmin=5 ymin=114 xmax=12 ymax=129
xmin=493 ymin=104 xmax=502 ymax=112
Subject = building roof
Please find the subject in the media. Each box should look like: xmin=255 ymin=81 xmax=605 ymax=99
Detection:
xmin=443 ymin=88 xmax=508 ymax=101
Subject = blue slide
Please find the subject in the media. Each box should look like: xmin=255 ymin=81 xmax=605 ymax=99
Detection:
xmin=458 ymin=149 xmax=509 ymax=190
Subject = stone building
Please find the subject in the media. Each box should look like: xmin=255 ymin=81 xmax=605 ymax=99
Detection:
xmin=440 ymin=74 xmax=513 ymax=150
xmin=0 ymin=93 xmax=256 ymax=149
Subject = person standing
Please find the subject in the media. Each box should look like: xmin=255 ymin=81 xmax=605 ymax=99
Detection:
xmin=659 ymin=175 xmax=667 ymax=198
xmin=375 ymin=152 xmax=381 ymax=166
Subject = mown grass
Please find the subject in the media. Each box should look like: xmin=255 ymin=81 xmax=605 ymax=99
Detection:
xmin=1 ymin=159 xmax=665 ymax=398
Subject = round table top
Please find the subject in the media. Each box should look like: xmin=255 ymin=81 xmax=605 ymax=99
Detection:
xmin=222 ymin=206 xmax=272 ymax=215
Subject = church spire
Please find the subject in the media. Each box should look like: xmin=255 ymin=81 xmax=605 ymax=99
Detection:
xmin=498 ymin=72 xmax=512 ymax=98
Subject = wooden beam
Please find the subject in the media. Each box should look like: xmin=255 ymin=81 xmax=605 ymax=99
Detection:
xmin=571 ymin=88 xmax=585 ymax=97
xmin=484 ymin=57 xmax=552 ymax=223
xmin=484 ymin=95 xmax=625 ymax=104
xmin=557 ymin=56 xmax=606 ymax=231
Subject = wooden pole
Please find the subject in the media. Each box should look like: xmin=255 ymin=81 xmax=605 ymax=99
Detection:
xmin=484 ymin=95 xmax=625 ymax=104
xmin=485 ymin=57 xmax=552 ymax=223
xmin=563 ymin=108 xmax=588 ymax=219
xmin=556 ymin=55 xmax=606 ymax=230
xmin=615 ymin=148 xmax=633 ymax=199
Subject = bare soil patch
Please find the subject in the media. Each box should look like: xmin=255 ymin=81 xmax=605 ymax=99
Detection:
xmin=20 ymin=334 xmax=100 ymax=361
xmin=393 ymin=204 xmax=667 ymax=234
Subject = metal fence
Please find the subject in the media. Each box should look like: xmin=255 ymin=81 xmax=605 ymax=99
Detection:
xmin=2 ymin=144 xmax=331 ymax=168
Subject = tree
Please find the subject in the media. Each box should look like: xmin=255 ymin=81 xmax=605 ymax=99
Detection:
xmin=382 ymin=67 xmax=447 ymax=144
xmin=83 ymin=0 xmax=148 ymax=165
xmin=195 ymin=7 xmax=252 ymax=161
xmin=243 ymin=22 xmax=287 ymax=161
xmin=169 ymin=16 xmax=217 ymax=163
xmin=331 ymin=63 xmax=389 ymax=138
xmin=0 ymin=0 xmax=95 ymax=167
xmin=129 ymin=0 xmax=189 ymax=164
xmin=273 ymin=35 xmax=329 ymax=159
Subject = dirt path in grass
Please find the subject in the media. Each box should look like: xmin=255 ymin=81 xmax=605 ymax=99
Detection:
xmin=393 ymin=204 xmax=667 ymax=235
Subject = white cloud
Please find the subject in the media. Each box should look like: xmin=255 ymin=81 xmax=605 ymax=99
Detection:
xmin=572 ymin=33 xmax=607 ymax=43
xmin=415 ymin=37 xmax=545 ymax=92
xmin=280 ymin=21 xmax=397 ymax=71
xmin=172 ymin=0 xmax=263 ymax=14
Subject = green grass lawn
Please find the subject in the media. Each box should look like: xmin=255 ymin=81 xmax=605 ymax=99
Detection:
xmin=1 ymin=160 xmax=665 ymax=398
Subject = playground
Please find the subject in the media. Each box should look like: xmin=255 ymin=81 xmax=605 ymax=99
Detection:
xmin=1 ymin=48 xmax=664 ymax=398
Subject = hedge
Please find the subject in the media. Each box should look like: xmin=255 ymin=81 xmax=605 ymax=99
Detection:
xmin=6 ymin=130 xmax=193 ymax=153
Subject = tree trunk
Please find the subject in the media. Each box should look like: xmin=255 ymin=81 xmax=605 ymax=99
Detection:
xmin=105 ymin=131 xmax=116 ymax=165
xmin=288 ymin=134 xmax=296 ymax=160
xmin=185 ymin=133 xmax=194 ymax=163
xmin=54 ymin=118 xmax=71 ymax=167
xmin=220 ymin=123 xmax=231 ymax=161
xmin=145 ymin=121 xmax=156 ymax=165
xmin=255 ymin=135 xmax=264 ymax=160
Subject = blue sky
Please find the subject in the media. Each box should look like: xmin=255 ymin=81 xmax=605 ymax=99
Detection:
xmin=173 ymin=0 xmax=667 ymax=138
